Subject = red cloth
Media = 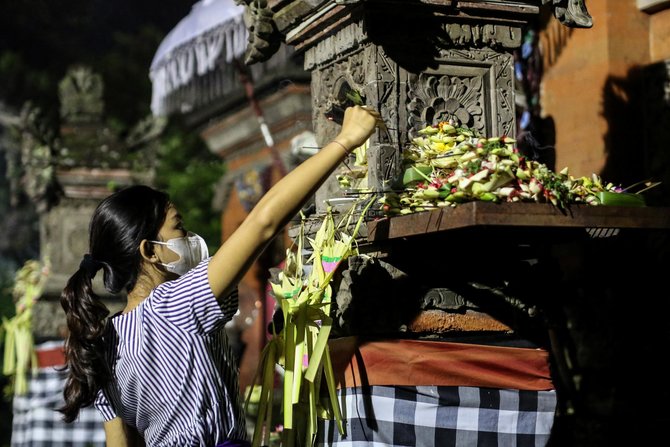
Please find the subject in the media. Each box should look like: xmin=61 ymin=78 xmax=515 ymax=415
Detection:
xmin=328 ymin=337 xmax=554 ymax=391
xmin=35 ymin=346 xmax=66 ymax=368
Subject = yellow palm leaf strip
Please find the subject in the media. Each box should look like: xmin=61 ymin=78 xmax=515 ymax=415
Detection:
xmin=261 ymin=340 xmax=277 ymax=447
xmin=321 ymin=215 xmax=337 ymax=261
xmin=321 ymin=285 xmax=332 ymax=316
xmin=2 ymin=317 xmax=16 ymax=375
xmin=312 ymin=260 xmax=341 ymax=304
xmin=250 ymin=340 xmax=277 ymax=447
xmin=278 ymin=222 xmax=304 ymax=300
xmin=269 ymin=281 xmax=285 ymax=302
xmin=274 ymin=264 xmax=298 ymax=299
xmin=305 ymin=227 xmax=329 ymax=298
xmin=353 ymin=139 xmax=368 ymax=167
xmin=305 ymin=255 xmax=327 ymax=306
xmin=296 ymin=213 xmax=305 ymax=282
xmin=313 ymin=197 xmax=375 ymax=302
xmin=351 ymin=197 xmax=376 ymax=240
xmin=304 ymin=312 xmax=332 ymax=382
xmin=323 ymin=344 xmax=345 ymax=436
xmin=336 ymin=201 xmax=357 ymax=233
xmin=26 ymin=309 xmax=39 ymax=380
xmin=248 ymin=339 xmax=278 ymax=447
xmin=314 ymin=362 xmax=327 ymax=421
xmin=311 ymin=251 xmax=326 ymax=297
xmin=305 ymin=378 xmax=317 ymax=447
xmin=14 ymin=325 xmax=33 ymax=394
xmin=321 ymin=206 xmax=335 ymax=243
xmin=296 ymin=279 xmax=320 ymax=306
xmin=291 ymin=306 xmax=307 ymax=405
xmin=304 ymin=323 xmax=318 ymax=447
xmin=322 ymin=198 xmax=374 ymax=283
xmin=3 ymin=309 xmax=29 ymax=377
xmin=282 ymin=311 xmax=296 ymax=430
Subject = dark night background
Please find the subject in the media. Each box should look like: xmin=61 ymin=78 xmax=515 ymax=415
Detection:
xmin=1 ymin=3 xmax=670 ymax=447
xmin=0 ymin=1 xmax=217 ymax=443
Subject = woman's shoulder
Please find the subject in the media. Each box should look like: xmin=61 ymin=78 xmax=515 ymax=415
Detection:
xmin=155 ymin=257 xmax=211 ymax=294
xmin=147 ymin=260 xmax=212 ymax=313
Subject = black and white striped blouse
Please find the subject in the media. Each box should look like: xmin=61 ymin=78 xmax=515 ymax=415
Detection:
xmin=94 ymin=258 xmax=246 ymax=446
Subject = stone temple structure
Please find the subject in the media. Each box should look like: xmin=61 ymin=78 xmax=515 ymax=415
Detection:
xmin=232 ymin=1 xmax=670 ymax=446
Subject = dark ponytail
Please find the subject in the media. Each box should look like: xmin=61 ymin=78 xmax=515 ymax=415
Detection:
xmin=59 ymin=268 xmax=110 ymax=422
xmin=59 ymin=185 xmax=170 ymax=422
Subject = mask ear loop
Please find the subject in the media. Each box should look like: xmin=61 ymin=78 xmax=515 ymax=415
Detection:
xmin=149 ymin=239 xmax=184 ymax=269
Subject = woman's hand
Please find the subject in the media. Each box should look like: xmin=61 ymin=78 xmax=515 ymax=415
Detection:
xmin=335 ymin=105 xmax=383 ymax=152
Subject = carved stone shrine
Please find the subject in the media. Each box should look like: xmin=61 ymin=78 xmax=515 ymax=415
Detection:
xmin=243 ymin=1 xmax=591 ymax=209
xmin=240 ymin=1 xmax=670 ymax=446
xmin=246 ymin=0 xmax=594 ymax=339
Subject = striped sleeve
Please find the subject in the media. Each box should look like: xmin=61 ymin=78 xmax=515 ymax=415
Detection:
xmin=150 ymin=258 xmax=238 ymax=335
xmin=94 ymin=388 xmax=117 ymax=421
xmin=220 ymin=287 xmax=239 ymax=324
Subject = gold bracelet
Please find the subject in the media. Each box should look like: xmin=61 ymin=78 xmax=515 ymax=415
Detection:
xmin=332 ymin=140 xmax=349 ymax=157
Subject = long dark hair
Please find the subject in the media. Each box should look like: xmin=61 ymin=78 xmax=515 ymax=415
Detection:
xmin=59 ymin=185 xmax=170 ymax=422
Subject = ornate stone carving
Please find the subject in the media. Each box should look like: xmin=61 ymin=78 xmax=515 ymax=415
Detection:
xmin=250 ymin=1 xmax=587 ymax=67
xmin=58 ymin=66 xmax=104 ymax=125
xmin=366 ymin=47 xmax=401 ymax=190
xmin=542 ymin=0 xmax=593 ymax=29
xmin=5 ymin=104 xmax=62 ymax=213
xmin=334 ymin=255 xmax=416 ymax=336
xmin=311 ymin=24 xmax=516 ymax=195
xmin=316 ymin=53 xmax=368 ymax=127
xmin=56 ymin=66 xmax=162 ymax=172
xmin=237 ymin=0 xmax=282 ymax=65
xmin=408 ymin=73 xmax=486 ymax=134
xmin=443 ymin=23 xmax=522 ymax=50
xmin=373 ymin=48 xmax=400 ymax=144
xmin=303 ymin=20 xmax=368 ymax=71
xmin=37 ymin=67 xmax=159 ymax=304
xmin=421 ymin=288 xmax=471 ymax=311
xmin=406 ymin=49 xmax=515 ymax=139
xmin=311 ymin=46 xmax=371 ymax=208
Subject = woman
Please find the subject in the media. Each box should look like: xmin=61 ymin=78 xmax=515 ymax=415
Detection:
xmin=58 ymin=105 xmax=382 ymax=446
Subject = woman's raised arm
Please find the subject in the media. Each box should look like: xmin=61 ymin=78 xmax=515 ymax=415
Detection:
xmin=207 ymin=105 xmax=381 ymax=300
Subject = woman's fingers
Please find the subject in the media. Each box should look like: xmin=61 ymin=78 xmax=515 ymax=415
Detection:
xmin=358 ymin=105 xmax=388 ymax=132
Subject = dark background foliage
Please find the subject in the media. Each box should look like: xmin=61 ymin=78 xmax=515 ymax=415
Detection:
xmin=0 ymin=0 xmax=196 ymax=129
xmin=0 ymin=0 xmax=229 ymax=261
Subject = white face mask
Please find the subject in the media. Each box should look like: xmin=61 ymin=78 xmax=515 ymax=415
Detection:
xmin=152 ymin=232 xmax=209 ymax=276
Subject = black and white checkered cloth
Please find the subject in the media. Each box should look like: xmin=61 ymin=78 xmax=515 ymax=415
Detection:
xmin=317 ymin=385 xmax=557 ymax=447
xmin=11 ymin=347 xmax=106 ymax=446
